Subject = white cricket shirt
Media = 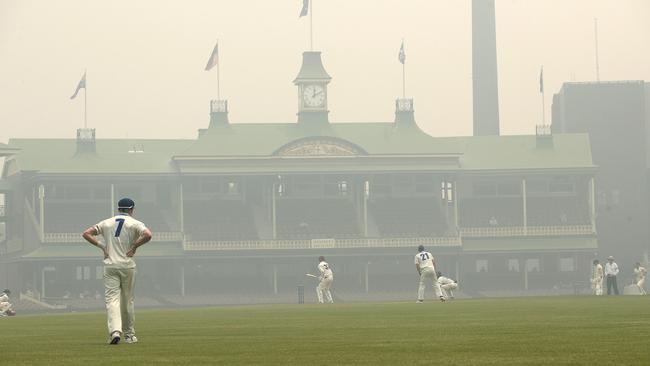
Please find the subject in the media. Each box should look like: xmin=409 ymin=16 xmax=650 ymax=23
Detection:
xmin=318 ymin=261 xmax=333 ymax=278
xmin=437 ymin=276 xmax=455 ymax=286
xmin=415 ymin=251 xmax=435 ymax=270
xmin=95 ymin=214 xmax=148 ymax=269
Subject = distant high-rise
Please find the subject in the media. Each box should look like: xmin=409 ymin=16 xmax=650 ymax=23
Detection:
xmin=472 ymin=0 xmax=500 ymax=136
xmin=552 ymin=81 xmax=649 ymax=259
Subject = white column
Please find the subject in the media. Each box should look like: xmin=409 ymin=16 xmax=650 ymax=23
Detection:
xmin=38 ymin=184 xmax=45 ymax=239
xmin=590 ymin=177 xmax=596 ymax=232
xmin=455 ymin=259 xmax=460 ymax=283
xmin=110 ymin=183 xmax=115 ymax=216
xmin=179 ymin=183 xmax=185 ymax=232
xmin=453 ymin=180 xmax=459 ymax=231
xmin=363 ymin=181 xmax=368 ymax=237
xmin=272 ymin=184 xmax=277 ymax=239
xmin=522 ymin=179 xmax=528 ymax=235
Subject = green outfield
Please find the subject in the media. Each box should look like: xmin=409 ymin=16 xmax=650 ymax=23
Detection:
xmin=2 ymin=296 xmax=649 ymax=365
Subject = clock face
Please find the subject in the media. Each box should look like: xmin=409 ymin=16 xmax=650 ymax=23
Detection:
xmin=302 ymin=84 xmax=326 ymax=108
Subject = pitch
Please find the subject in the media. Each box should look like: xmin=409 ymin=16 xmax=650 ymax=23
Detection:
xmin=2 ymin=296 xmax=649 ymax=365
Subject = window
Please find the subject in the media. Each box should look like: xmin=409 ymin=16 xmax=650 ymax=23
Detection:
xmin=337 ymin=181 xmax=348 ymax=196
xmin=226 ymin=182 xmax=239 ymax=196
xmin=559 ymin=257 xmax=575 ymax=272
xmin=476 ymin=259 xmax=488 ymax=273
xmin=508 ymin=259 xmax=520 ymax=272
xmin=96 ymin=266 xmax=103 ymax=280
xmin=525 ymin=259 xmax=540 ymax=272
xmin=76 ymin=266 xmax=83 ymax=280
xmin=83 ymin=266 xmax=91 ymax=280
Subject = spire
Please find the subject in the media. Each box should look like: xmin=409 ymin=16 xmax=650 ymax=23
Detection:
xmin=294 ymin=51 xmax=331 ymax=82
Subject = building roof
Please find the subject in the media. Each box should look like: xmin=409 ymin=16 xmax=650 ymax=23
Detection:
xmin=3 ymin=122 xmax=595 ymax=176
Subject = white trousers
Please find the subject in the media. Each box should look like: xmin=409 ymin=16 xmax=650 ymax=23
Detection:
xmin=440 ymin=282 xmax=458 ymax=299
xmin=418 ymin=267 xmax=442 ymax=301
xmin=637 ymin=277 xmax=646 ymax=295
xmin=317 ymin=276 xmax=333 ymax=303
xmin=593 ymin=277 xmax=603 ymax=296
xmin=104 ymin=266 xmax=136 ymax=337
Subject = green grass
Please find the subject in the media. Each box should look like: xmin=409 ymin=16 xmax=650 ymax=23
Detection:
xmin=2 ymin=296 xmax=650 ymax=365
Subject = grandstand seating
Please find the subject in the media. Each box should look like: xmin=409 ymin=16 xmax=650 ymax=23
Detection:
xmin=44 ymin=202 xmax=108 ymax=232
xmin=44 ymin=201 xmax=172 ymax=232
xmin=526 ymin=196 xmax=590 ymax=226
xmin=184 ymin=199 xmax=258 ymax=240
xmin=276 ymin=199 xmax=359 ymax=239
xmin=459 ymin=197 xmax=523 ymax=227
xmin=369 ymin=197 xmax=447 ymax=237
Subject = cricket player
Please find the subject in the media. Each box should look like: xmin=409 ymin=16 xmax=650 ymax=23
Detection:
xmin=415 ymin=245 xmax=444 ymax=303
xmin=591 ymin=259 xmax=604 ymax=296
xmin=633 ymin=262 xmax=647 ymax=295
xmin=436 ymin=271 xmax=458 ymax=300
xmin=317 ymin=256 xmax=334 ymax=304
xmin=604 ymin=256 xmax=619 ymax=295
xmin=0 ymin=289 xmax=12 ymax=315
xmin=82 ymin=198 xmax=152 ymax=345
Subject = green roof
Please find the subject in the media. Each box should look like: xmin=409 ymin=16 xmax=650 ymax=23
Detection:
xmin=22 ymin=243 xmax=184 ymax=259
xmin=462 ymin=237 xmax=598 ymax=252
xmin=454 ymin=134 xmax=595 ymax=171
xmin=5 ymin=122 xmax=594 ymax=175
xmin=7 ymin=139 xmax=193 ymax=174
xmin=179 ymin=123 xmax=463 ymax=157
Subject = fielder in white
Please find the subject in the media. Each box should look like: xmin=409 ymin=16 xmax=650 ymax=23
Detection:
xmin=633 ymin=262 xmax=647 ymax=295
xmin=0 ymin=289 xmax=12 ymax=315
xmin=415 ymin=245 xmax=444 ymax=303
xmin=316 ymin=256 xmax=334 ymax=304
xmin=82 ymin=198 xmax=152 ymax=345
xmin=591 ymin=259 xmax=604 ymax=296
xmin=436 ymin=271 xmax=458 ymax=300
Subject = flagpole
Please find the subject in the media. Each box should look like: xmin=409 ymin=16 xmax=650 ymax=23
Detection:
xmin=310 ymin=0 xmax=314 ymax=51
xmin=401 ymin=39 xmax=405 ymax=98
xmin=216 ymin=40 xmax=221 ymax=100
xmin=84 ymin=70 xmax=87 ymax=129
xmin=540 ymin=66 xmax=546 ymax=125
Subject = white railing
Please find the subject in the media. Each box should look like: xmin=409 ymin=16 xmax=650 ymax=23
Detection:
xmin=460 ymin=225 xmax=594 ymax=238
xmin=43 ymin=231 xmax=183 ymax=243
xmin=184 ymin=236 xmax=462 ymax=251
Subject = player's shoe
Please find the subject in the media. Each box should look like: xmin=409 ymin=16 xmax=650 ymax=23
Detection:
xmin=439 ymin=296 xmax=446 ymax=302
xmin=109 ymin=331 xmax=121 ymax=345
xmin=416 ymin=300 xmax=424 ymax=304
xmin=124 ymin=335 xmax=138 ymax=344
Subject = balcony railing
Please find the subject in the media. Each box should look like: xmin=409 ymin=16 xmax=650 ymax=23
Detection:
xmin=460 ymin=225 xmax=594 ymax=238
xmin=184 ymin=236 xmax=462 ymax=251
xmin=0 ymin=205 xmax=4 ymax=217
xmin=43 ymin=231 xmax=183 ymax=243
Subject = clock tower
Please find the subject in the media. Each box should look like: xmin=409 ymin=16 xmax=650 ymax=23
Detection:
xmin=294 ymin=51 xmax=331 ymax=124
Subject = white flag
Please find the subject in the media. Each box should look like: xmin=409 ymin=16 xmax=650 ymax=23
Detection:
xmin=205 ymin=41 xmax=219 ymax=71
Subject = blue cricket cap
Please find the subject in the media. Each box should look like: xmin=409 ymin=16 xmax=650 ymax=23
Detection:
xmin=117 ymin=198 xmax=135 ymax=209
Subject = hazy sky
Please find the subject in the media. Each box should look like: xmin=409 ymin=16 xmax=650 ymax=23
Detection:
xmin=0 ymin=0 xmax=648 ymax=143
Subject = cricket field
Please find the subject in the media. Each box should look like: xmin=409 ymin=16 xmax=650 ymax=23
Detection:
xmin=2 ymin=296 xmax=649 ymax=365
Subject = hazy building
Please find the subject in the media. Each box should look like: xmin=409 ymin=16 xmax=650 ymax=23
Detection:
xmin=552 ymin=81 xmax=650 ymax=260
xmin=0 ymin=51 xmax=597 ymax=304
xmin=472 ymin=0 xmax=500 ymax=136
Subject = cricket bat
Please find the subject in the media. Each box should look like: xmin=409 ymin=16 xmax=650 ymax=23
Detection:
xmin=305 ymin=273 xmax=318 ymax=278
